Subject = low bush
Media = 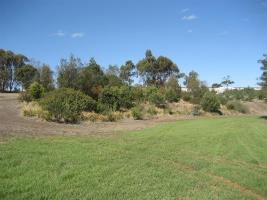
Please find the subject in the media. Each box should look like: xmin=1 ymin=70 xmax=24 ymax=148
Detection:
xmin=222 ymin=88 xmax=261 ymax=102
xmin=105 ymin=112 xmax=124 ymax=122
xmin=164 ymin=107 xmax=174 ymax=115
xmin=22 ymin=102 xmax=48 ymax=118
xmin=147 ymin=105 xmax=158 ymax=116
xmin=132 ymin=86 xmax=145 ymax=103
xmin=181 ymin=91 xmax=191 ymax=102
xmin=83 ymin=111 xmax=123 ymax=122
xmin=148 ymin=92 xmax=166 ymax=108
xmin=226 ymin=101 xmax=249 ymax=114
xmin=28 ymin=82 xmax=45 ymax=100
xmin=165 ymin=88 xmax=180 ymax=103
xmin=39 ymin=88 xmax=96 ymax=123
xmin=131 ymin=106 xmax=144 ymax=120
xmin=217 ymin=94 xmax=228 ymax=105
xmin=200 ymin=92 xmax=220 ymax=112
xmin=99 ymin=86 xmax=134 ymax=111
xmin=191 ymin=105 xmax=202 ymax=116
xmin=18 ymin=91 xmax=32 ymax=102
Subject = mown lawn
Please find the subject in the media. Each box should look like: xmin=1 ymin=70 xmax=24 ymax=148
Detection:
xmin=0 ymin=116 xmax=267 ymax=200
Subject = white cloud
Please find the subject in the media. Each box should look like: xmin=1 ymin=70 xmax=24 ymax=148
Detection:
xmin=181 ymin=14 xmax=198 ymax=21
xmin=51 ymin=30 xmax=65 ymax=37
xmin=71 ymin=32 xmax=85 ymax=38
xmin=187 ymin=29 xmax=193 ymax=33
xmin=180 ymin=8 xmax=189 ymax=13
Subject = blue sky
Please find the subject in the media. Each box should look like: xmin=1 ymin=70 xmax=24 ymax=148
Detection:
xmin=1 ymin=0 xmax=267 ymax=86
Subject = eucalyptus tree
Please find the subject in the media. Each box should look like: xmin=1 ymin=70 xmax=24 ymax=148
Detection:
xmin=136 ymin=50 xmax=180 ymax=87
xmin=120 ymin=60 xmax=136 ymax=85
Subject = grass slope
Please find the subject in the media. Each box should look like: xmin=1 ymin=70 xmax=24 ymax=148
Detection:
xmin=0 ymin=116 xmax=267 ymax=200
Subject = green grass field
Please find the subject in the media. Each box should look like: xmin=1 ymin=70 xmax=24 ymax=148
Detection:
xmin=0 ymin=116 xmax=267 ymax=200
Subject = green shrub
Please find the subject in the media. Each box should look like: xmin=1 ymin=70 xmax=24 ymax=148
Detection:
xmin=147 ymin=105 xmax=158 ymax=116
xmin=39 ymin=88 xmax=96 ymax=123
xmin=131 ymin=106 xmax=143 ymax=120
xmin=99 ymin=86 xmax=134 ymax=111
xmin=144 ymin=86 xmax=158 ymax=100
xmin=96 ymin=102 xmax=111 ymax=114
xmin=28 ymin=82 xmax=45 ymax=100
xmin=200 ymin=92 xmax=220 ymax=112
xmin=192 ymin=105 xmax=202 ymax=116
xmin=165 ymin=88 xmax=180 ymax=102
xmin=132 ymin=86 xmax=145 ymax=103
xmin=148 ymin=92 xmax=166 ymax=108
xmin=222 ymin=88 xmax=261 ymax=102
xmin=18 ymin=91 xmax=32 ymax=102
xmin=226 ymin=101 xmax=249 ymax=114
xmin=181 ymin=91 xmax=191 ymax=102
xmin=217 ymin=94 xmax=228 ymax=105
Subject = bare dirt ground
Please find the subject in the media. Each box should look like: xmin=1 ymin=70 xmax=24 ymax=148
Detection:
xmin=0 ymin=93 xmax=193 ymax=136
xmin=244 ymin=101 xmax=267 ymax=115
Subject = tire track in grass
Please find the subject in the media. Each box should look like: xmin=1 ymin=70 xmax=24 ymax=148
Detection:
xmin=163 ymin=158 xmax=267 ymax=200
xmin=209 ymin=173 xmax=267 ymax=200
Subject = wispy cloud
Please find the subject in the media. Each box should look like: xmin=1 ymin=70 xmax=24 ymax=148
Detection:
xmin=181 ymin=14 xmax=198 ymax=21
xmin=187 ymin=29 xmax=193 ymax=33
xmin=51 ymin=30 xmax=65 ymax=37
xmin=71 ymin=32 xmax=85 ymax=38
xmin=180 ymin=8 xmax=189 ymax=13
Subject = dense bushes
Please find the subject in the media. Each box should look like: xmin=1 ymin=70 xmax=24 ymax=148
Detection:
xmin=131 ymin=106 xmax=144 ymax=120
xmin=200 ymin=92 xmax=220 ymax=112
xmin=18 ymin=82 xmax=45 ymax=102
xmin=226 ymin=101 xmax=249 ymax=114
xmin=165 ymin=88 xmax=180 ymax=103
xmin=39 ymin=88 xmax=96 ymax=123
xmin=222 ymin=88 xmax=261 ymax=102
xmin=99 ymin=86 xmax=134 ymax=111
xmin=28 ymin=82 xmax=45 ymax=99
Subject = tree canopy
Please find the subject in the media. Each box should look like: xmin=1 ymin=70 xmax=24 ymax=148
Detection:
xmin=137 ymin=50 xmax=180 ymax=86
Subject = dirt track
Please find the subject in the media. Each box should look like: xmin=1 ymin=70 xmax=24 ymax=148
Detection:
xmin=0 ymin=93 xmax=191 ymax=136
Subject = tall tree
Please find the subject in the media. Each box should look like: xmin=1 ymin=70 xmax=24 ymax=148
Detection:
xmin=221 ymin=75 xmax=234 ymax=89
xmin=15 ymin=64 xmax=37 ymax=90
xmin=137 ymin=50 xmax=180 ymax=86
xmin=258 ymin=55 xmax=267 ymax=88
xmin=120 ymin=60 xmax=136 ymax=85
xmin=57 ymin=54 xmax=81 ymax=89
xmin=0 ymin=49 xmax=8 ymax=91
xmin=39 ymin=64 xmax=54 ymax=91
xmin=106 ymin=65 xmax=123 ymax=87
xmin=77 ymin=58 xmax=108 ymax=99
xmin=184 ymin=71 xmax=207 ymax=104
xmin=165 ymin=75 xmax=182 ymax=102
xmin=258 ymin=55 xmax=267 ymax=100
xmin=0 ymin=49 xmax=28 ymax=91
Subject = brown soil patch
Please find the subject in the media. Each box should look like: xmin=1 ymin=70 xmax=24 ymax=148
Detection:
xmin=244 ymin=101 xmax=267 ymax=115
